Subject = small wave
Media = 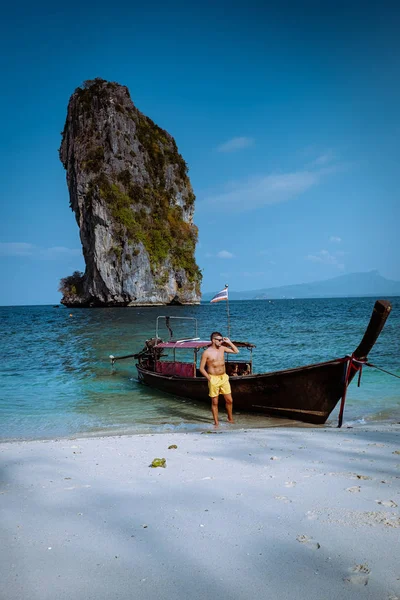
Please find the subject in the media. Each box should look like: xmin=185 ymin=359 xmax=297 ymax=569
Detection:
xmin=344 ymin=418 xmax=366 ymax=427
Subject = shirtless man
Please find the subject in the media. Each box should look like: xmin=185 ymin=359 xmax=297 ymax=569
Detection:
xmin=199 ymin=332 xmax=239 ymax=426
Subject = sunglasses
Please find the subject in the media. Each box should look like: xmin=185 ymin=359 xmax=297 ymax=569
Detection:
xmin=213 ymin=337 xmax=223 ymax=342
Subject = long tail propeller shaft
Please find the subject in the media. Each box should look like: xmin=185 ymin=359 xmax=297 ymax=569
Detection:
xmin=109 ymin=353 xmax=138 ymax=365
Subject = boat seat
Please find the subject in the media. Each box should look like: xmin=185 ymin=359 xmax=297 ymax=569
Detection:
xmin=155 ymin=361 xmax=195 ymax=378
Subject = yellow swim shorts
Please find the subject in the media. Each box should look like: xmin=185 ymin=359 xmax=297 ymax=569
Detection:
xmin=208 ymin=373 xmax=231 ymax=398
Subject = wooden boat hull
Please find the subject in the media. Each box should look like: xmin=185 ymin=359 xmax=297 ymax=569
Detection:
xmin=137 ymin=358 xmax=350 ymax=424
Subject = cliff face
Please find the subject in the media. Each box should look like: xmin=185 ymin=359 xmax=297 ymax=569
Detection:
xmin=59 ymin=78 xmax=202 ymax=306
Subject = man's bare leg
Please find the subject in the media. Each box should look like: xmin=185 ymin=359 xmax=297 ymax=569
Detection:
xmin=211 ymin=396 xmax=219 ymax=426
xmin=224 ymin=394 xmax=234 ymax=423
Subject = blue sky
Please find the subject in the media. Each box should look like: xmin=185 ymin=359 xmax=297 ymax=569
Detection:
xmin=1 ymin=0 xmax=399 ymax=305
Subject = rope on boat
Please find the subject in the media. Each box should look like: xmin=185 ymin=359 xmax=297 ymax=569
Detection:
xmin=338 ymin=356 xmax=355 ymax=428
xmin=365 ymin=362 xmax=400 ymax=379
xmin=338 ymin=355 xmax=399 ymax=428
xmin=338 ymin=355 xmax=369 ymax=428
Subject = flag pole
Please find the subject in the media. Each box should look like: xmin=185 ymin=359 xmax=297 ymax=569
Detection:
xmin=225 ymin=284 xmax=230 ymax=338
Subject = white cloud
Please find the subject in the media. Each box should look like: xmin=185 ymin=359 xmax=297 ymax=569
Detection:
xmin=306 ymin=249 xmax=344 ymax=270
xmin=199 ymin=150 xmax=347 ymax=214
xmin=216 ymin=137 xmax=254 ymax=153
xmin=203 ymin=170 xmax=322 ymax=213
xmin=217 ymin=250 xmax=234 ymax=259
xmin=205 ymin=250 xmax=234 ymax=259
xmin=0 ymin=242 xmax=80 ymax=260
xmin=311 ymin=150 xmax=336 ymax=167
xmin=0 ymin=242 xmax=35 ymax=256
xmin=329 ymin=236 xmax=342 ymax=243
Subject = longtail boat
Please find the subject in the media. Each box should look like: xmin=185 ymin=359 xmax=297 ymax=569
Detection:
xmin=111 ymin=300 xmax=392 ymax=426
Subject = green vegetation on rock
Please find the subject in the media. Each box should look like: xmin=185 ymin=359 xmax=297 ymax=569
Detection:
xmin=75 ymin=78 xmax=121 ymax=112
xmin=134 ymin=113 xmax=189 ymax=188
xmin=87 ymin=171 xmax=201 ymax=285
xmin=58 ymin=271 xmax=85 ymax=297
xmin=83 ymin=146 xmax=104 ymax=173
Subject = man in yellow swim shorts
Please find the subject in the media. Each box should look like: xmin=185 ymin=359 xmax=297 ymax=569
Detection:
xmin=199 ymin=332 xmax=239 ymax=426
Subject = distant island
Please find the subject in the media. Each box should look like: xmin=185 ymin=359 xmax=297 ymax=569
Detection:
xmin=203 ymin=271 xmax=400 ymax=300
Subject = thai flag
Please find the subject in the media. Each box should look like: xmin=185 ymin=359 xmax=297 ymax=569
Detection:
xmin=210 ymin=286 xmax=228 ymax=303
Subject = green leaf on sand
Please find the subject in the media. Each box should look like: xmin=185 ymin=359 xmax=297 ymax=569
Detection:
xmin=150 ymin=458 xmax=166 ymax=468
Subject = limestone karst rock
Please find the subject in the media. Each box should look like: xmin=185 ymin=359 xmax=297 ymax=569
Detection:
xmin=59 ymin=78 xmax=202 ymax=306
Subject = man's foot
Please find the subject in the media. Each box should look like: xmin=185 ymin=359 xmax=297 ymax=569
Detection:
xmin=227 ymin=418 xmax=234 ymax=424
xmin=214 ymin=421 xmax=219 ymax=427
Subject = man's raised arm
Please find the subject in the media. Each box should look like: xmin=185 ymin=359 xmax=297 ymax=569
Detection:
xmin=223 ymin=337 xmax=239 ymax=354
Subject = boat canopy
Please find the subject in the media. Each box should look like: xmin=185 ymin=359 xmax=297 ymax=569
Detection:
xmin=155 ymin=340 xmax=210 ymax=349
xmin=155 ymin=340 xmax=255 ymax=349
xmin=154 ymin=316 xmax=256 ymax=350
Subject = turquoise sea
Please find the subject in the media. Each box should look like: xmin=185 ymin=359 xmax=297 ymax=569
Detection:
xmin=0 ymin=297 xmax=399 ymax=441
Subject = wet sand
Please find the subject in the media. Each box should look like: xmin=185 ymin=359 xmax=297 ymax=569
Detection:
xmin=1 ymin=424 xmax=400 ymax=600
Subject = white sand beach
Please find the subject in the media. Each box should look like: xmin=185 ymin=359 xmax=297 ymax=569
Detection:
xmin=1 ymin=424 xmax=400 ymax=600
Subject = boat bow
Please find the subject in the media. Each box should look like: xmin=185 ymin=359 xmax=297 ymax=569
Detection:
xmin=353 ymin=300 xmax=392 ymax=359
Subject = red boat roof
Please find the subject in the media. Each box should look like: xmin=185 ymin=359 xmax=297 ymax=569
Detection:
xmin=155 ymin=340 xmax=255 ymax=349
xmin=156 ymin=340 xmax=211 ymax=349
